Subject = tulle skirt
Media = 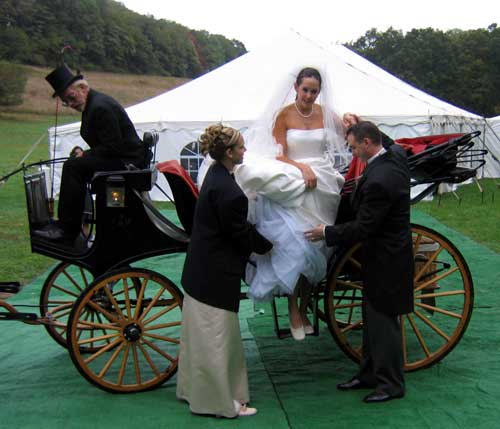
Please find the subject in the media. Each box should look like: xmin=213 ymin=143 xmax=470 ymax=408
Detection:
xmin=235 ymin=153 xmax=344 ymax=302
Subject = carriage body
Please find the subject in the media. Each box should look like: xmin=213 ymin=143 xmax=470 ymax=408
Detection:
xmin=0 ymin=131 xmax=485 ymax=392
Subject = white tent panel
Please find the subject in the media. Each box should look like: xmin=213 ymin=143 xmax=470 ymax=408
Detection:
xmin=482 ymin=116 xmax=500 ymax=178
xmin=48 ymin=30 xmax=492 ymax=199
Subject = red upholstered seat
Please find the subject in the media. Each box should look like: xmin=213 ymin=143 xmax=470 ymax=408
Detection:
xmin=156 ymin=160 xmax=199 ymax=235
xmin=156 ymin=160 xmax=199 ymax=199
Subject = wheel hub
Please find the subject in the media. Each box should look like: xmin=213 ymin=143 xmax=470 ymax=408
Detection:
xmin=123 ymin=323 xmax=142 ymax=342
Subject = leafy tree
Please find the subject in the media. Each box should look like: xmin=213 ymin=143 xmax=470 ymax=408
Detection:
xmin=347 ymin=25 xmax=500 ymax=116
xmin=0 ymin=0 xmax=247 ymax=77
xmin=0 ymin=61 xmax=28 ymax=106
xmin=0 ymin=26 xmax=32 ymax=62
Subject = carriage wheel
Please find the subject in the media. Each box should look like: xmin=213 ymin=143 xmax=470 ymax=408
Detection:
xmin=67 ymin=268 xmax=183 ymax=393
xmin=40 ymin=262 xmax=93 ymax=349
xmin=324 ymin=224 xmax=474 ymax=371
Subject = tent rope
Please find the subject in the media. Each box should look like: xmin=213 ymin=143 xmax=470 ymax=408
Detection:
xmin=13 ymin=133 xmax=47 ymax=168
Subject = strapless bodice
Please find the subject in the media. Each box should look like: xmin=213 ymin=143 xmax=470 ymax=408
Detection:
xmin=286 ymin=128 xmax=327 ymax=160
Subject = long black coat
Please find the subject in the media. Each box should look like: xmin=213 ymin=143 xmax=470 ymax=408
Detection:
xmin=80 ymin=89 xmax=145 ymax=166
xmin=181 ymin=162 xmax=272 ymax=313
xmin=325 ymin=148 xmax=414 ymax=315
xmin=58 ymin=89 xmax=147 ymax=232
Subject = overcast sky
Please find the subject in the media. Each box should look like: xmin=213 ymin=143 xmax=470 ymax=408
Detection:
xmin=119 ymin=0 xmax=497 ymax=50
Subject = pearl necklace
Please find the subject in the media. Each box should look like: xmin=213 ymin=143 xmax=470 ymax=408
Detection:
xmin=294 ymin=101 xmax=314 ymax=119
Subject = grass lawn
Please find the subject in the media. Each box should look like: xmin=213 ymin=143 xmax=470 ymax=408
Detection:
xmin=415 ymin=178 xmax=500 ymax=253
xmin=0 ymin=114 xmax=75 ymax=285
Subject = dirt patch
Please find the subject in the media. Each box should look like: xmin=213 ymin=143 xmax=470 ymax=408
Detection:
xmin=0 ymin=65 xmax=190 ymax=116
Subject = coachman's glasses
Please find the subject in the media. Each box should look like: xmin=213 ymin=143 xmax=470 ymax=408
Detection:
xmin=60 ymin=92 xmax=78 ymax=107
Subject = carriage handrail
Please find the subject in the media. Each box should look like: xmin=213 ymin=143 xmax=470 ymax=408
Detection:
xmin=0 ymin=157 xmax=67 ymax=185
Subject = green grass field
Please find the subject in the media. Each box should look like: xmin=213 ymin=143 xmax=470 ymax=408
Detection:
xmin=1 ymin=115 xmax=499 ymax=285
xmin=0 ymin=115 xmax=76 ymax=285
xmin=415 ymin=179 xmax=500 ymax=252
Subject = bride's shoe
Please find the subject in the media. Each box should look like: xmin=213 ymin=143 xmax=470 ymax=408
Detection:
xmin=301 ymin=314 xmax=314 ymax=335
xmin=304 ymin=323 xmax=314 ymax=335
xmin=290 ymin=324 xmax=305 ymax=340
xmin=289 ymin=317 xmax=305 ymax=340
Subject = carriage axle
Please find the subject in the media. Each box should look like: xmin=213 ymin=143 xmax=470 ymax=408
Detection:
xmin=0 ymin=311 xmax=38 ymax=322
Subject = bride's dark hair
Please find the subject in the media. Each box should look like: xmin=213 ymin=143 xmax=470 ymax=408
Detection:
xmin=296 ymin=67 xmax=322 ymax=89
xmin=199 ymin=124 xmax=241 ymax=161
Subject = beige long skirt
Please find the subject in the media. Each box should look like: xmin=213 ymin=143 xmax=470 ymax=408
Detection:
xmin=176 ymin=292 xmax=250 ymax=418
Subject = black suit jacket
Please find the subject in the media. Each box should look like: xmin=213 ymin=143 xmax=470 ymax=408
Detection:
xmin=181 ymin=162 xmax=272 ymax=312
xmin=80 ymin=89 xmax=146 ymax=166
xmin=325 ymin=148 xmax=414 ymax=315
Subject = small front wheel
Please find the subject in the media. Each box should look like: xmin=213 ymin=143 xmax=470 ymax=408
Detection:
xmin=40 ymin=262 xmax=93 ymax=349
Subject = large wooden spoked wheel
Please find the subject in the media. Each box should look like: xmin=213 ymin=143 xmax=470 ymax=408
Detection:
xmin=324 ymin=224 xmax=474 ymax=372
xmin=67 ymin=268 xmax=183 ymax=393
xmin=40 ymin=262 xmax=93 ymax=349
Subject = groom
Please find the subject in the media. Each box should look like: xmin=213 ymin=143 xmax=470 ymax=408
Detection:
xmin=305 ymin=121 xmax=414 ymax=403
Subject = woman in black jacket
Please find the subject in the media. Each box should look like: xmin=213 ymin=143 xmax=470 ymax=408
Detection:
xmin=176 ymin=124 xmax=272 ymax=418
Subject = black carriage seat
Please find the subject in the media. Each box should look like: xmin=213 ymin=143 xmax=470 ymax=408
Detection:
xmin=91 ymin=167 xmax=190 ymax=243
xmin=141 ymin=131 xmax=158 ymax=168
xmin=403 ymin=131 xmax=483 ymax=204
xmin=24 ymin=170 xmax=51 ymax=229
xmin=156 ymin=160 xmax=199 ymax=236
xmin=83 ymin=130 xmax=160 ymax=225
xmin=406 ymin=132 xmax=481 ymax=184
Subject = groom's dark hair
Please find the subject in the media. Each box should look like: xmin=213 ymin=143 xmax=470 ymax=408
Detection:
xmin=346 ymin=121 xmax=382 ymax=145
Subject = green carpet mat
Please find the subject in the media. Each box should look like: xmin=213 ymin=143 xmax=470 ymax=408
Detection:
xmin=1 ymin=209 xmax=499 ymax=428
xmin=247 ymin=210 xmax=500 ymax=428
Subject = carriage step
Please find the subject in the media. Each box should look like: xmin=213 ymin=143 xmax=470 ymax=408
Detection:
xmin=276 ymin=328 xmax=292 ymax=339
xmin=0 ymin=312 xmax=38 ymax=321
xmin=0 ymin=282 xmax=21 ymax=294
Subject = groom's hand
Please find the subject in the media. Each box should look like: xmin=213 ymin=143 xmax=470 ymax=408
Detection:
xmin=304 ymin=224 xmax=326 ymax=242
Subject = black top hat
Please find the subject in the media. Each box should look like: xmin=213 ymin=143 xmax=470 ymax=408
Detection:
xmin=45 ymin=64 xmax=83 ymax=98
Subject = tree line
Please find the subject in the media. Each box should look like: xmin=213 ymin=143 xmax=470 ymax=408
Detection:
xmin=0 ymin=0 xmax=246 ymax=78
xmin=0 ymin=0 xmax=499 ymax=116
xmin=346 ymin=24 xmax=500 ymax=117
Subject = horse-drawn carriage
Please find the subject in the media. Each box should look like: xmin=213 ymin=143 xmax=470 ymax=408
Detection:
xmin=0 ymin=130 xmax=486 ymax=392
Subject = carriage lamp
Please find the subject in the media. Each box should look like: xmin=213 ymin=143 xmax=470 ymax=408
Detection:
xmin=106 ymin=175 xmax=126 ymax=208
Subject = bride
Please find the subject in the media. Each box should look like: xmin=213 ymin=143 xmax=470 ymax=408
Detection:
xmin=234 ymin=66 xmax=351 ymax=340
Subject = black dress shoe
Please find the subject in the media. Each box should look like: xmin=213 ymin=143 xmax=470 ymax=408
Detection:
xmin=337 ymin=377 xmax=373 ymax=391
xmin=33 ymin=223 xmax=66 ymax=240
xmin=33 ymin=223 xmax=77 ymax=245
xmin=363 ymin=391 xmax=404 ymax=403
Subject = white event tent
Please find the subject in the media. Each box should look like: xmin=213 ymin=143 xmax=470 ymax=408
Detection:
xmin=48 ymin=31 xmax=498 ymax=199
xmin=483 ymin=116 xmax=500 ymax=178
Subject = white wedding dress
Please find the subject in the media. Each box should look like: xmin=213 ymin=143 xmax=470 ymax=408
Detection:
xmin=235 ymin=128 xmax=345 ymax=302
